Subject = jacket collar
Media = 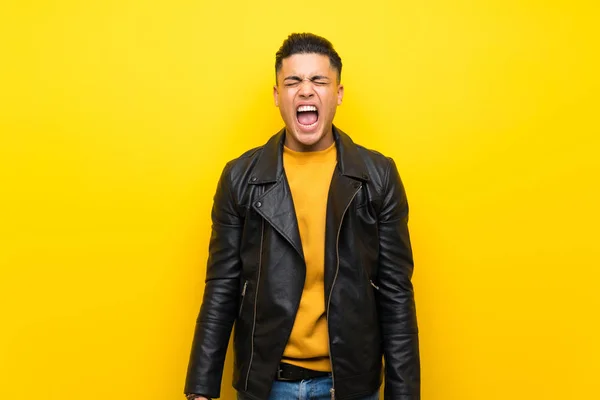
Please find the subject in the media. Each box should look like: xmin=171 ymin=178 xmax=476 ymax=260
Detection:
xmin=250 ymin=125 xmax=370 ymax=184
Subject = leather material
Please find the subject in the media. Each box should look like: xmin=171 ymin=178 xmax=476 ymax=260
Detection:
xmin=185 ymin=126 xmax=420 ymax=400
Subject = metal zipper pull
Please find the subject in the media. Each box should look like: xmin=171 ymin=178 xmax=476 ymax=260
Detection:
xmin=238 ymin=281 xmax=248 ymax=316
xmin=370 ymin=280 xmax=380 ymax=291
xmin=330 ymin=388 xmax=335 ymax=400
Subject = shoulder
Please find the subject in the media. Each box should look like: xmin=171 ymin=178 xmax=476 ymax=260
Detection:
xmin=355 ymin=143 xmax=393 ymax=170
xmin=226 ymin=145 xmax=264 ymax=170
xmin=221 ymin=129 xmax=281 ymax=178
xmin=336 ymin=126 xmax=394 ymax=178
xmin=219 ymin=145 xmax=264 ymax=186
xmin=339 ymin=129 xmax=397 ymax=193
xmin=357 ymin=145 xmax=398 ymax=200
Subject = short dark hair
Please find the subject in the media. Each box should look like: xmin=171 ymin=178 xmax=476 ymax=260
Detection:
xmin=275 ymin=33 xmax=342 ymax=84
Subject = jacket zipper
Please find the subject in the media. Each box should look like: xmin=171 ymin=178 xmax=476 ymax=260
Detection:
xmin=238 ymin=281 xmax=248 ymax=316
xmin=369 ymin=280 xmax=380 ymax=291
xmin=327 ymin=184 xmax=362 ymax=400
xmin=245 ymin=219 xmax=264 ymax=391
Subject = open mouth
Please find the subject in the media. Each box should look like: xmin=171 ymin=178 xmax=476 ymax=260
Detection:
xmin=296 ymin=105 xmax=319 ymax=130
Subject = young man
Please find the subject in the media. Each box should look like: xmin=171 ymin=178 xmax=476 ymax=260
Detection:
xmin=184 ymin=33 xmax=420 ymax=400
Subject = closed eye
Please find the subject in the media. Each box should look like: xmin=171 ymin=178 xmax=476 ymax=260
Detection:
xmin=283 ymin=75 xmax=331 ymax=87
xmin=310 ymin=76 xmax=330 ymax=85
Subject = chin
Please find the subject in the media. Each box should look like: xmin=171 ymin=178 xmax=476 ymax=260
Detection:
xmin=283 ymin=113 xmax=333 ymax=150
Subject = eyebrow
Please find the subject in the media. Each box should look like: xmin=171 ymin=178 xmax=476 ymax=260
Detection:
xmin=283 ymin=75 xmax=331 ymax=82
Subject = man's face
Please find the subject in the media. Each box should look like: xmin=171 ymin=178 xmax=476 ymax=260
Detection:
xmin=274 ymin=53 xmax=344 ymax=151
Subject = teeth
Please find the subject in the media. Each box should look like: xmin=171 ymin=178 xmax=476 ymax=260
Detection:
xmin=297 ymin=105 xmax=317 ymax=112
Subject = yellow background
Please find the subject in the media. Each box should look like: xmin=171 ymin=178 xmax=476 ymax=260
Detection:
xmin=1 ymin=1 xmax=598 ymax=399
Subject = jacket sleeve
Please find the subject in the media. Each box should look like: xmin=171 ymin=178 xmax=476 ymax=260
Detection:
xmin=184 ymin=161 xmax=243 ymax=398
xmin=377 ymin=158 xmax=420 ymax=400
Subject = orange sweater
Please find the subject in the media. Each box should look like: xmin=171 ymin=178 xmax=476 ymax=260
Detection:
xmin=281 ymin=142 xmax=337 ymax=372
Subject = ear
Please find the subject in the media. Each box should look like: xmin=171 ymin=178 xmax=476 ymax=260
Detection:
xmin=273 ymin=85 xmax=279 ymax=107
xmin=337 ymin=84 xmax=344 ymax=105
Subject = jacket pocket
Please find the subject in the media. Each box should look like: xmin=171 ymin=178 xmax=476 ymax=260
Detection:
xmin=238 ymin=281 xmax=248 ymax=317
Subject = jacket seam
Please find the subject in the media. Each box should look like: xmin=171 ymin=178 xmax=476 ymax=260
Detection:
xmin=212 ymin=221 xmax=243 ymax=228
xmin=374 ymin=157 xmax=393 ymax=219
xmin=196 ymin=317 xmax=231 ymax=327
xmin=224 ymin=161 xmax=240 ymax=212
xmin=383 ymin=157 xmax=393 ymax=198
xmin=237 ymin=146 xmax=263 ymax=161
xmin=381 ymin=329 xmax=419 ymax=334
xmin=377 ymin=217 xmax=404 ymax=224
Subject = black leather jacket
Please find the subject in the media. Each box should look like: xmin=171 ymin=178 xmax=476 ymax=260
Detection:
xmin=185 ymin=126 xmax=420 ymax=400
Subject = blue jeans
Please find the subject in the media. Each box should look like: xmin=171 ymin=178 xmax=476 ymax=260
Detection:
xmin=238 ymin=376 xmax=380 ymax=400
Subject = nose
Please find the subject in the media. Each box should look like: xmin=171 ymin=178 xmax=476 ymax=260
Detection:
xmin=298 ymin=79 xmax=315 ymax=98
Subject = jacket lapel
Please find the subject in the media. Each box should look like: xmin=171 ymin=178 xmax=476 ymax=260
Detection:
xmin=251 ymin=129 xmax=304 ymax=259
xmin=253 ymin=176 xmax=304 ymax=259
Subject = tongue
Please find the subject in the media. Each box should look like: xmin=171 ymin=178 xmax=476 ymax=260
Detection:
xmin=298 ymin=111 xmax=318 ymax=126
